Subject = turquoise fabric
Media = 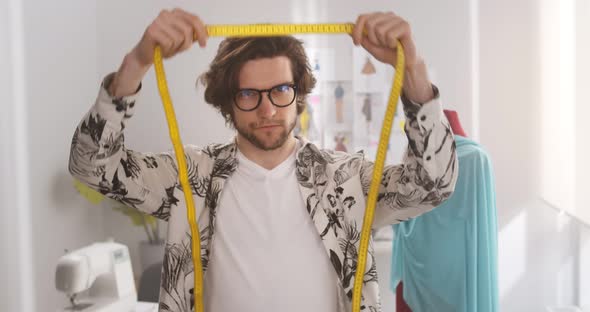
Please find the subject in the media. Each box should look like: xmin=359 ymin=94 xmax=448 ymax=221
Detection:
xmin=391 ymin=135 xmax=498 ymax=312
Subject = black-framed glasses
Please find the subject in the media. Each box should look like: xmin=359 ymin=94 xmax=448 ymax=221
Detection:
xmin=233 ymin=83 xmax=298 ymax=112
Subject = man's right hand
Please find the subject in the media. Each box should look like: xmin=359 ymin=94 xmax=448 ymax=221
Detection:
xmin=132 ymin=8 xmax=208 ymax=66
xmin=109 ymin=8 xmax=208 ymax=97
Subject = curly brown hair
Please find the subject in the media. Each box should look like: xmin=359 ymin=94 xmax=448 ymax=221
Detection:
xmin=199 ymin=36 xmax=316 ymax=127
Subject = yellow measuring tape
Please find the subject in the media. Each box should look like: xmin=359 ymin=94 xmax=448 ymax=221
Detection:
xmin=153 ymin=23 xmax=404 ymax=312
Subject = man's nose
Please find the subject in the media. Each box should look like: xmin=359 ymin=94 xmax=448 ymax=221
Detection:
xmin=257 ymin=92 xmax=276 ymax=117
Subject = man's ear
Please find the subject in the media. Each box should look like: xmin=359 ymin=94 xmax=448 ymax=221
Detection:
xmin=296 ymin=97 xmax=305 ymax=115
xmin=226 ymin=105 xmax=237 ymax=129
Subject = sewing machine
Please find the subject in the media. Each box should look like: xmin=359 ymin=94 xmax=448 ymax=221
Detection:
xmin=55 ymin=240 xmax=150 ymax=311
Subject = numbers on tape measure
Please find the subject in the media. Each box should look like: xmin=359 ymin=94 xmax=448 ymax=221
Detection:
xmin=206 ymin=23 xmax=355 ymax=37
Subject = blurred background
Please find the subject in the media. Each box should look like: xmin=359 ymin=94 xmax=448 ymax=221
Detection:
xmin=1 ymin=0 xmax=589 ymax=311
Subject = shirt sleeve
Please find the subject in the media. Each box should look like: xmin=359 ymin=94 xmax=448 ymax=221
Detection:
xmin=68 ymin=73 xmax=180 ymax=221
xmin=360 ymin=86 xmax=459 ymax=228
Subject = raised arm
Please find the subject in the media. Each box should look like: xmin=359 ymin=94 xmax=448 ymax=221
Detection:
xmin=352 ymin=12 xmax=458 ymax=227
xmin=360 ymin=89 xmax=458 ymax=228
xmin=69 ymin=8 xmax=209 ymax=220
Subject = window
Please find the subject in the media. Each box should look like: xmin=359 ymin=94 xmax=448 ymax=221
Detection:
xmin=540 ymin=0 xmax=590 ymax=226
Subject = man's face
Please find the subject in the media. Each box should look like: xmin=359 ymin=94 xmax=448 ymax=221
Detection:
xmin=232 ymin=56 xmax=298 ymax=151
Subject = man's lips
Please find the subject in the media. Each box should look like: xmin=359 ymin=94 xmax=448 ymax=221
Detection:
xmin=256 ymin=124 xmax=281 ymax=129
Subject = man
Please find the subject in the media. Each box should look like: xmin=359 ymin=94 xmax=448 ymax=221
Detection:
xmin=69 ymin=8 xmax=458 ymax=312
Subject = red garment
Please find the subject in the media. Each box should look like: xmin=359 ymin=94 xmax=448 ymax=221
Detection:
xmin=443 ymin=110 xmax=467 ymax=137
xmin=396 ymin=282 xmax=413 ymax=312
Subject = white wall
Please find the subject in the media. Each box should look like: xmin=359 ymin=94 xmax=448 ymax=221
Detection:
xmin=581 ymin=227 xmax=590 ymax=308
xmin=0 ymin=0 xmax=35 ymax=311
xmin=7 ymin=0 xmax=107 ymax=310
xmin=575 ymin=0 xmax=590 ymax=229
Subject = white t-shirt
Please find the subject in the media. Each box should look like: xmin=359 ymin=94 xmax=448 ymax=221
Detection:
xmin=204 ymin=144 xmax=339 ymax=311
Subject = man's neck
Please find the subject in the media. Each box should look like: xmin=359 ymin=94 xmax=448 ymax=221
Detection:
xmin=236 ymin=135 xmax=298 ymax=170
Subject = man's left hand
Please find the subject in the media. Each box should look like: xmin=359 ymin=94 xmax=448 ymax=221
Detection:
xmin=352 ymin=12 xmax=435 ymax=104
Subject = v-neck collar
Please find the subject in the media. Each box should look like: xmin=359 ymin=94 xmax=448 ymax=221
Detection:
xmin=236 ymin=141 xmax=300 ymax=180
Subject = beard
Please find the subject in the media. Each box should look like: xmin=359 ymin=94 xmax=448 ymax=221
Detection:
xmin=234 ymin=115 xmax=297 ymax=151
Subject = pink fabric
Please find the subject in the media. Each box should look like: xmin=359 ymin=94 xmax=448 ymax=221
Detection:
xmin=443 ymin=109 xmax=467 ymax=137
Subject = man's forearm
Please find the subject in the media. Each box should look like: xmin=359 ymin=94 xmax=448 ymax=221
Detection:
xmin=108 ymin=51 xmax=151 ymax=97
xmin=402 ymin=59 xmax=435 ymax=104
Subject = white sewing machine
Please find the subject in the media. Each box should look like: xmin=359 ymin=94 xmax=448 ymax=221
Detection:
xmin=55 ymin=240 xmax=156 ymax=312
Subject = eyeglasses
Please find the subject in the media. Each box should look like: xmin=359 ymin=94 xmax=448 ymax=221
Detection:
xmin=233 ymin=83 xmax=298 ymax=112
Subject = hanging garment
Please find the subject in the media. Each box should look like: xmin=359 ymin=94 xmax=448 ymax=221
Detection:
xmin=362 ymin=95 xmax=372 ymax=122
xmin=335 ymin=84 xmax=345 ymax=123
xmin=391 ymin=135 xmax=499 ymax=312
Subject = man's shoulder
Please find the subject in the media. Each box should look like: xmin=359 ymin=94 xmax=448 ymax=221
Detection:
xmin=181 ymin=140 xmax=237 ymax=163
xmin=303 ymin=141 xmax=366 ymax=166
xmin=201 ymin=140 xmax=237 ymax=159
